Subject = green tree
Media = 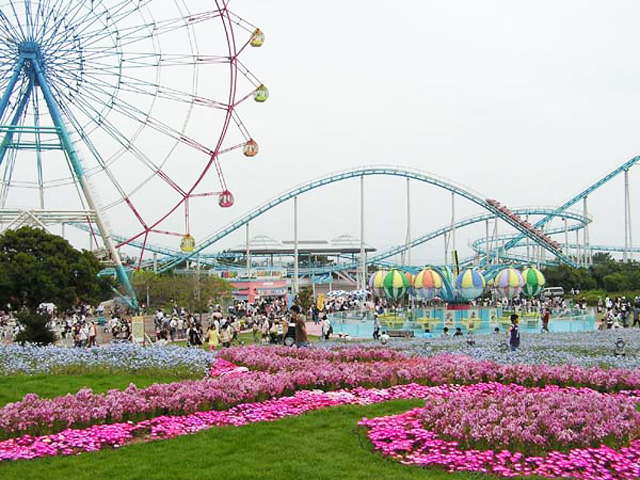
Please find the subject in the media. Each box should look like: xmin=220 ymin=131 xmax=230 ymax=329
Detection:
xmin=132 ymin=271 xmax=233 ymax=312
xmin=0 ymin=226 xmax=114 ymax=311
xmin=603 ymin=272 xmax=628 ymax=292
xmin=296 ymin=286 xmax=314 ymax=313
xmin=592 ymin=252 xmax=613 ymax=264
xmin=13 ymin=310 xmax=57 ymax=346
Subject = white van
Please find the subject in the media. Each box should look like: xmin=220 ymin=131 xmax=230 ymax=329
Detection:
xmin=542 ymin=287 xmax=565 ymax=298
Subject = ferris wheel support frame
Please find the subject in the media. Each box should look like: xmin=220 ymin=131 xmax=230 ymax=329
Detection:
xmin=0 ymin=47 xmax=137 ymax=307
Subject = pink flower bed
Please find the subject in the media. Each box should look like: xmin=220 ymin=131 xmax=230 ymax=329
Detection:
xmin=360 ymin=384 xmax=640 ymax=479
xmin=0 ymin=383 xmax=447 ymax=462
xmin=417 ymin=385 xmax=640 ymax=454
xmin=2 ymin=381 xmax=638 ymax=480
xmin=220 ymin=346 xmax=640 ymax=392
xmin=2 ymin=347 xmax=640 ymax=440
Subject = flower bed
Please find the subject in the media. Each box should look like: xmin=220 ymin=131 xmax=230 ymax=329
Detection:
xmin=219 ymin=346 xmax=640 ymax=392
xmin=417 ymin=385 xmax=640 ymax=455
xmin=2 ymin=346 xmax=639 ymax=440
xmin=0 ymin=383 xmax=445 ymax=462
xmin=360 ymin=384 xmax=640 ymax=479
xmin=1 ymin=381 xmax=638 ymax=480
xmin=345 ymin=330 xmax=640 ymax=369
xmin=0 ymin=344 xmax=215 ymax=377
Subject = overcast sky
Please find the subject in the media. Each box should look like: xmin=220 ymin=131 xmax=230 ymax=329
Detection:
xmin=25 ymin=0 xmax=640 ymax=265
xmin=202 ymin=0 xmax=640 ymax=265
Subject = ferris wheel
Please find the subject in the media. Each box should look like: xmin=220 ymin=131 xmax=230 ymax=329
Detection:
xmin=0 ymin=0 xmax=266 ymax=303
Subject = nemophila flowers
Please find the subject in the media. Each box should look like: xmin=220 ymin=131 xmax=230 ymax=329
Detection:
xmin=0 ymin=344 xmax=215 ymax=377
xmin=344 ymin=329 xmax=640 ymax=369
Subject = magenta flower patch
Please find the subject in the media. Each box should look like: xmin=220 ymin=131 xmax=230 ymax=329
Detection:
xmin=360 ymin=384 xmax=640 ymax=479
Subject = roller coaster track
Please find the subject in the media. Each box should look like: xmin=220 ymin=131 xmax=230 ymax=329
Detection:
xmin=77 ymin=158 xmax=637 ymax=277
xmin=295 ymin=207 xmax=589 ymax=275
xmin=156 ymin=165 xmax=586 ymax=272
xmin=482 ymin=155 xmax=640 ymax=266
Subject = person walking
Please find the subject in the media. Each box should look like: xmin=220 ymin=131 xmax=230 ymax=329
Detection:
xmin=541 ymin=309 xmax=550 ymax=333
xmin=290 ymin=305 xmax=308 ymax=348
xmin=509 ymin=314 xmax=520 ymax=351
xmin=220 ymin=322 xmax=233 ymax=348
xmin=321 ymin=314 xmax=332 ymax=340
xmin=372 ymin=313 xmax=381 ymax=340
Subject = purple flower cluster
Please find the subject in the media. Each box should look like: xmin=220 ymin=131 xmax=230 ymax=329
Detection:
xmin=360 ymin=385 xmax=640 ymax=479
xmin=417 ymin=384 xmax=640 ymax=454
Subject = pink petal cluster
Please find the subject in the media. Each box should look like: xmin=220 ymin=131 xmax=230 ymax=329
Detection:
xmin=2 ymin=381 xmax=638 ymax=480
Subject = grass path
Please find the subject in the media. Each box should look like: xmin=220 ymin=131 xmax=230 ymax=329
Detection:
xmin=0 ymin=399 xmax=506 ymax=480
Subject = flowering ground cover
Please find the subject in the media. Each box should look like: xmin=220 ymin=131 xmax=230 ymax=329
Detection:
xmin=0 ymin=373 xmax=196 ymax=407
xmin=1 ymin=339 xmax=639 ymax=479
xmin=0 ymin=344 xmax=215 ymax=377
xmin=0 ymin=381 xmax=637 ymax=479
xmin=2 ymin=345 xmax=639 ymax=440
xmin=346 ymin=329 xmax=640 ymax=369
xmin=0 ymin=399 xmax=464 ymax=480
xmin=360 ymin=385 xmax=640 ymax=479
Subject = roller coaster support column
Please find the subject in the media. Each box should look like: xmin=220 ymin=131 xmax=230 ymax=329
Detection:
xmin=451 ymin=192 xmax=457 ymax=273
xmin=293 ymin=196 xmax=299 ymax=294
xmin=32 ymin=56 xmax=138 ymax=308
xmin=563 ymin=218 xmax=568 ymax=255
xmin=359 ymin=176 xmax=366 ymax=289
xmin=576 ymin=229 xmax=581 ymax=267
xmin=526 ymin=215 xmax=530 ymax=264
xmin=246 ymin=223 xmax=251 ymax=276
xmin=583 ymin=197 xmax=591 ymax=266
xmin=624 ymin=169 xmax=633 ymax=262
xmin=485 ymin=219 xmax=490 ymax=265
xmin=406 ymin=178 xmax=411 ymax=267
xmin=493 ymin=215 xmax=499 ymax=265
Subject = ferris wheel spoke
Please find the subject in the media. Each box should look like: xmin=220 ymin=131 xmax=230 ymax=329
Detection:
xmin=36 ymin=0 xmax=87 ymax=50
xmin=74 ymin=77 xmax=215 ymax=157
xmin=55 ymin=99 xmax=129 ymax=196
xmin=0 ymin=10 xmax=23 ymax=44
xmin=104 ymin=10 xmax=225 ymax=50
xmin=81 ymin=68 xmax=230 ymax=111
xmin=39 ymin=0 xmax=149 ymax=53
xmin=53 ymin=81 xmax=190 ymax=200
xmin=6 ymin=0 xmax=28 ymax=40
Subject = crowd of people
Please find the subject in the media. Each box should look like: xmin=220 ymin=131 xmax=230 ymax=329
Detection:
xmin=597 ymin=295 xmax=640 ymax=329
xmin=151 ymin=299 xmax=318 ymax=350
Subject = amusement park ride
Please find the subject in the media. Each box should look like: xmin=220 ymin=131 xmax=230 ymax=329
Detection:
xmin=0 ymin=1 xmax=637 ymax=308
xmin=0 ymin=0 xmax=267 ymax=307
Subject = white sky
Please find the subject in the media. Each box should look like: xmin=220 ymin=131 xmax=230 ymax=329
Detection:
xmin=210 ymin=0 xmax=640 ymax=265
xmin=10 ymin=0 xmax=640 ymax=265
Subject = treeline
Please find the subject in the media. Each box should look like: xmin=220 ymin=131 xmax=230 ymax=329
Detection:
xmin=542 ymin=253 xmax=640 ymax=292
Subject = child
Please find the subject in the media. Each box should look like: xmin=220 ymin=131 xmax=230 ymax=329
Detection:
xmin=207 ymin=324 xmax=220 ymax=350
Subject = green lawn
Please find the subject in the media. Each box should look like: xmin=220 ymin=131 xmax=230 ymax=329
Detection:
xmin=0 ymin=399 xmax=504 ymax=480
xmin=0 ymin=373 xmax=192 ymax=406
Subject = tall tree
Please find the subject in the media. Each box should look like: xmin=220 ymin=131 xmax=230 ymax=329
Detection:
xmin=0 ymin=226 xmax=114 ymax=311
